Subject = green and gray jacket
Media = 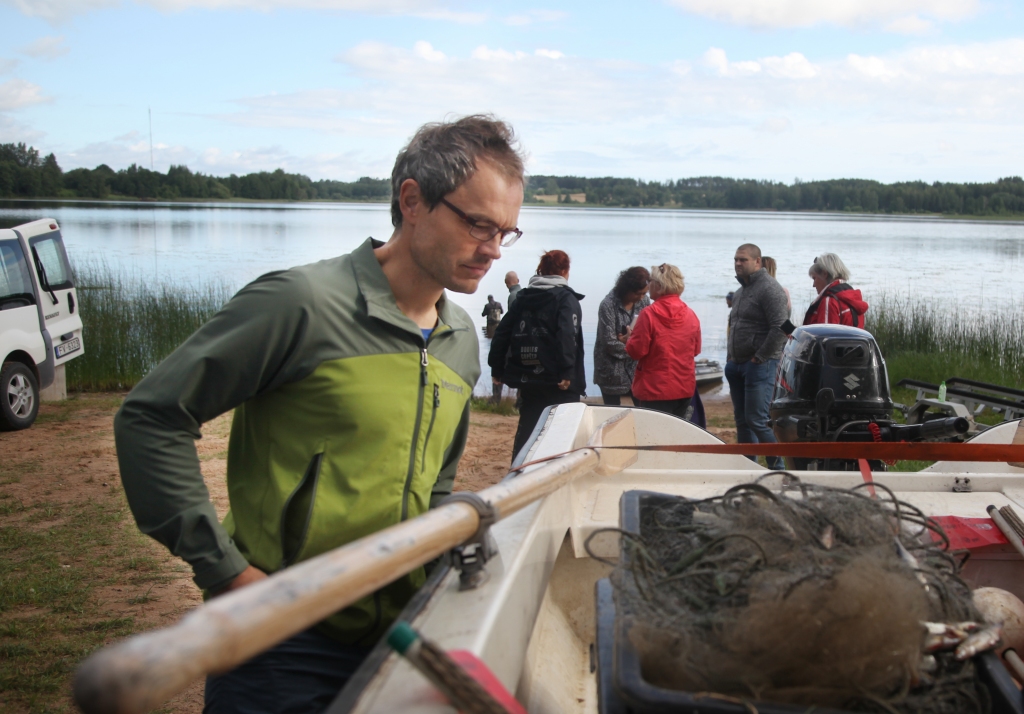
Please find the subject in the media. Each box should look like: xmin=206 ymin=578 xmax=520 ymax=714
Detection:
xmin=114 ymin=238 xmax=480 ymax=644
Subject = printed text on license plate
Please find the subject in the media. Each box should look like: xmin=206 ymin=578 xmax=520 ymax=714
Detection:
xmin=56 ymin=337 xmax=81 ymax=358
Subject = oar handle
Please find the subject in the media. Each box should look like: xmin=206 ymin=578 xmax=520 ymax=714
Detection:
xmin=74 ymin=447 xmax=605 ymax=714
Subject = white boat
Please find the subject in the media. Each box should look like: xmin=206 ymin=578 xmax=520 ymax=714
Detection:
xmin=695 ymin=358 xmax=724 ymax=385
xmin=74 ymin=406 xmax=1024 ymax=714
xmin=335 ymin=405 xmax=1024 ymax=713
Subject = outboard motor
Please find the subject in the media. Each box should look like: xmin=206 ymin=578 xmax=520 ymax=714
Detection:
xmin=770 ymin=325 xmax=968 ymax=471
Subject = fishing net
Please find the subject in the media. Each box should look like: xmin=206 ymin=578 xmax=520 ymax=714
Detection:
xmin=601 ymin=474 xmax=989 ymax=713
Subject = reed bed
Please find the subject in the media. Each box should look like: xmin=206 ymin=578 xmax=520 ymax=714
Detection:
xmin=67 ymin=263 xmax=233 ymax=391
xmin=866 ymin=293 xmax=1024 ymax=390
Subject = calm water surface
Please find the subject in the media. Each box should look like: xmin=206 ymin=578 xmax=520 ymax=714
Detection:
xmin=2 ymin=201 xmax=1022 ymax=396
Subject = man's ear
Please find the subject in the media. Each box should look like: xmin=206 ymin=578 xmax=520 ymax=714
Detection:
xmin=399 ymin=178 xmax=423 ymax=225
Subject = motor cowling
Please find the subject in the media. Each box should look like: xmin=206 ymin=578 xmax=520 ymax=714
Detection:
xmin=771 ymin=325 xmax=894 ymax=444
xmin=770 ymin=325 xmax=968 ymax=470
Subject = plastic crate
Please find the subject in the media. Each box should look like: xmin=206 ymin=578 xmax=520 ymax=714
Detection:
xmin=592 ymin=490 xmax=1024 ymax=714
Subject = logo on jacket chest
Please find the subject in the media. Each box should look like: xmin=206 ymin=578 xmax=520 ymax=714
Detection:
xmin=441 ymin=379 xmax=464 ymax=394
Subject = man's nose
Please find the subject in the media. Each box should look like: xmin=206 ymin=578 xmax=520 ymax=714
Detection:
xmin=479 ymin=236 xmax=502 ymax=260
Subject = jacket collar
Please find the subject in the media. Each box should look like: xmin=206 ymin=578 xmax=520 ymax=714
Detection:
xmin=351 ymin=238 xmax=456 ymax=340
xmin=735 ymin=267 xmax=766 ymax=287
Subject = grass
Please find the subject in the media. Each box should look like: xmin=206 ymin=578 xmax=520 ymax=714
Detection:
xmin=0 ymin=495 xmax=150 ymax=712
xmin=867 ymin=292 xmax=1024 ymax=391
xmin=67 ymin=262 xmax=233 ymax=391
xmin=470 ymin=396 xmax=519 ymax=416
xmin=863 ymin=294 xmax=1024 ymax=471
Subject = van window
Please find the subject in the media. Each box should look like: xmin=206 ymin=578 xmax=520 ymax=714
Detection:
xmin=29 ymin=233 xmax=73 ymax=291
xmin=0 ymin=239 xmax=36 ymax=310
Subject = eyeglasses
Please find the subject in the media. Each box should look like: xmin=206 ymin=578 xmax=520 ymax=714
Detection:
xmin=440 ymin=198 xmax=522 ymax=248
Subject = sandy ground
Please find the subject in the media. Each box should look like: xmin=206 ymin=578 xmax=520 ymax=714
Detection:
xmin=1 ymin=389 xmax=736 ymax=712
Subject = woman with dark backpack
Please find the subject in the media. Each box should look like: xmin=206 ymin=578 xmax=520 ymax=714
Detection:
xmin=804 ymin=253 xmax=869 ymax=327
xmin=488 ymin=250 xmax=585 ymax=460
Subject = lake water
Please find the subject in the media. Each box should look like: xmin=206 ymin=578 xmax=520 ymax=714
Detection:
xmin=2 ymin=200 xmax=1022 ymax=396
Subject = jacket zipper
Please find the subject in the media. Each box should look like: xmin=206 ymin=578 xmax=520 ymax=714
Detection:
xmin=401 ymin=347 xmax=430 ymax=521
xmin=420 ymin=384 xmax=440 ymax=474
xmin=280 ymin=452 xmax=324 ymax=568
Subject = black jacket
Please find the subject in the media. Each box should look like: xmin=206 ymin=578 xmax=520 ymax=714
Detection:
xmin=488 ymin=284 xmax=586 ymax=394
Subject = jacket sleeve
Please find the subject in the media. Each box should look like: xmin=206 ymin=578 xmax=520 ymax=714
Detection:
xmin=693 ymin=313 xmax=702 ymax=357
xmin=753 ymin=282 xmax=790 ymax=362
xmin=625 ymin=309 xmax=653 ymax=361
xmin=597 ymin=299 xmax=628 ymax=360
xmin=114 ymin=270 xmax=318 ymax=591
xmin=555 ymin=293 xmax=581 ymax=382
xmin=488 ymin=307 xmax=515 ymax=380
xmin=430 ymin=401 xmax=470 ymax=508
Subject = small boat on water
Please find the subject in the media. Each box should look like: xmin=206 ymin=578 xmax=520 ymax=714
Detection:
xmin=333 ymin=406 xmax=1024 ymax=713
xmin=695 ymin=357 xmax=723 ymax=385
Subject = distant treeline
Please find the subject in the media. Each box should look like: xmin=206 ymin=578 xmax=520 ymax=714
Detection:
xmin=527 ymin=175 xmax=1024 ymax=215
xmin=0 ymin=143 xmax=389 ymax=202
xmin=3 ymin=142 xmax=1023 ymax=216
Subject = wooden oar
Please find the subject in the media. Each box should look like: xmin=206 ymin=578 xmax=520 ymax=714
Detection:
xmin=73 ymin=411 xmax=638 ymax=714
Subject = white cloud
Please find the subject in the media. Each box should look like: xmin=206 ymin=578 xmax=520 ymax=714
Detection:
xmin=666 ymin=0 xmax=978 ymax=30
xmin=884 ymin=14 xmax=934 ymax=34
xmin=471 ymin=46 xmax=528 ymax=62
xmin=703 ymin=48 xmax=818 ymax=79
xmin=19 ymin=36 xmax=70 ymax=60
xmin=198 ymin=37 xmax=1024 ymax=181
xmin=1 ymin=0 xmax=116 ymax=22
xmin=503 ymin=9 xmax=567 ymax=26
xmin=755 ymin=117 xmax=792 ymax=133
xmin=0 ymin=79 xmax=50 ymax=111
xmin=847 ymin=54 xmax=900 ymax=80
xmin=761 ymin=52 xmax=818 ymax=79
xmin=535 ymin=49 xmax=564 ymax=60
xmin=703 ymin=47 xmax=760 ymax=76
xmin=2 ymin=0 xmax=486 ymax=22
xmin=0 ymin=59 xmax=19 ymax=75
xmin=413 ymin=41 xmax=446 ymax=63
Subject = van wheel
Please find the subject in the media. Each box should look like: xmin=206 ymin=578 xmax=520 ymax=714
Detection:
xmin=1 ymin=362 xmax=39 ymax=431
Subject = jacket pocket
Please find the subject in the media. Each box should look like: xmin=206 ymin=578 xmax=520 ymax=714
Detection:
xmin=420 ymin=384 xmax=440 ymax=475
xmin=280 ymin=451 xmax=324 ymax=568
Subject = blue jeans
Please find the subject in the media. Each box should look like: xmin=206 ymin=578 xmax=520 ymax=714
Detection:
xmin=725 ymin=358 xmax=783 ymax=470
xmin=204 ymin=628 xmax=371 ymax=714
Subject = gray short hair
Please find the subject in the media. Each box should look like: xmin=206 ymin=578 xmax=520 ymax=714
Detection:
xmin=809 ymin=253 xmax=851 ymax=282
xmin=390 ymin=115 xmax=526 ymax=227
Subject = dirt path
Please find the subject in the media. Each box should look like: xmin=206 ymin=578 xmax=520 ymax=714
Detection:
xmin=0 ymin=390 xmax=735 ymax=712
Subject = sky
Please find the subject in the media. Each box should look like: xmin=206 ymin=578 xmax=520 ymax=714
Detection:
xmin=1 ymin=0 xmax=1022 ymax=184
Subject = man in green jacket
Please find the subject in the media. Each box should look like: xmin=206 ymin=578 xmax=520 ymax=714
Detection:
xmin=114 ymin=115 xmax=525 ymax=712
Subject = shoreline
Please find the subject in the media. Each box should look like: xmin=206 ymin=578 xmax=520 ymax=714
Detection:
xmin=2 ymin=196 xmax=1022 ymax=225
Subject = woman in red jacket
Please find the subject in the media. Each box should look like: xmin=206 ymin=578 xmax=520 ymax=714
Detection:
xmin=625 ymin=263 xmax=701 ymax=419
xmin=804 ymin=253 xmax=869 ymax=327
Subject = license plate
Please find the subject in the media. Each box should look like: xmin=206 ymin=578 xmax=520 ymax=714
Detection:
xmin=55 ymin=337 xmax=81 ymax=358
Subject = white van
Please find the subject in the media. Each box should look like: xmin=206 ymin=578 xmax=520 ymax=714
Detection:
xmin=0 ymin=218 xmax=84 ymax=430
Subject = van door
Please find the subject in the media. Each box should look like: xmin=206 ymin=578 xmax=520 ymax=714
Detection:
xmin=26 ymin=227 xmax=84 ymax=366
xmin=0 ymin=232 xmax=47 ymax=368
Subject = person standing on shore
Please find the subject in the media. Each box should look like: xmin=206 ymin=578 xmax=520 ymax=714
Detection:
xmin=489 ymin=250 xmax=585 ymax=459
xmin=113 ymin=115 xmax=526 ymax=713
xmin=625 ymin=263 xmax=701 ymax=419
xmin=725 ymin=243 xmax=788 ymax=470
xmin=482 ymin=294 xmax=504 ymax=338
xmin=594 ymin=266 xmax=650 ymax=405
xmin=803 ymin=253 xmax=868 ymax=327
xmin=761 ymin=256 xmax=791 ymax=317
xmin=505 ymin=270 xmax=521 ymax=308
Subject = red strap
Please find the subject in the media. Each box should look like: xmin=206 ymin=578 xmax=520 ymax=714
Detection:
xmin=513 ymin=442 xmax=1024 ymax=472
